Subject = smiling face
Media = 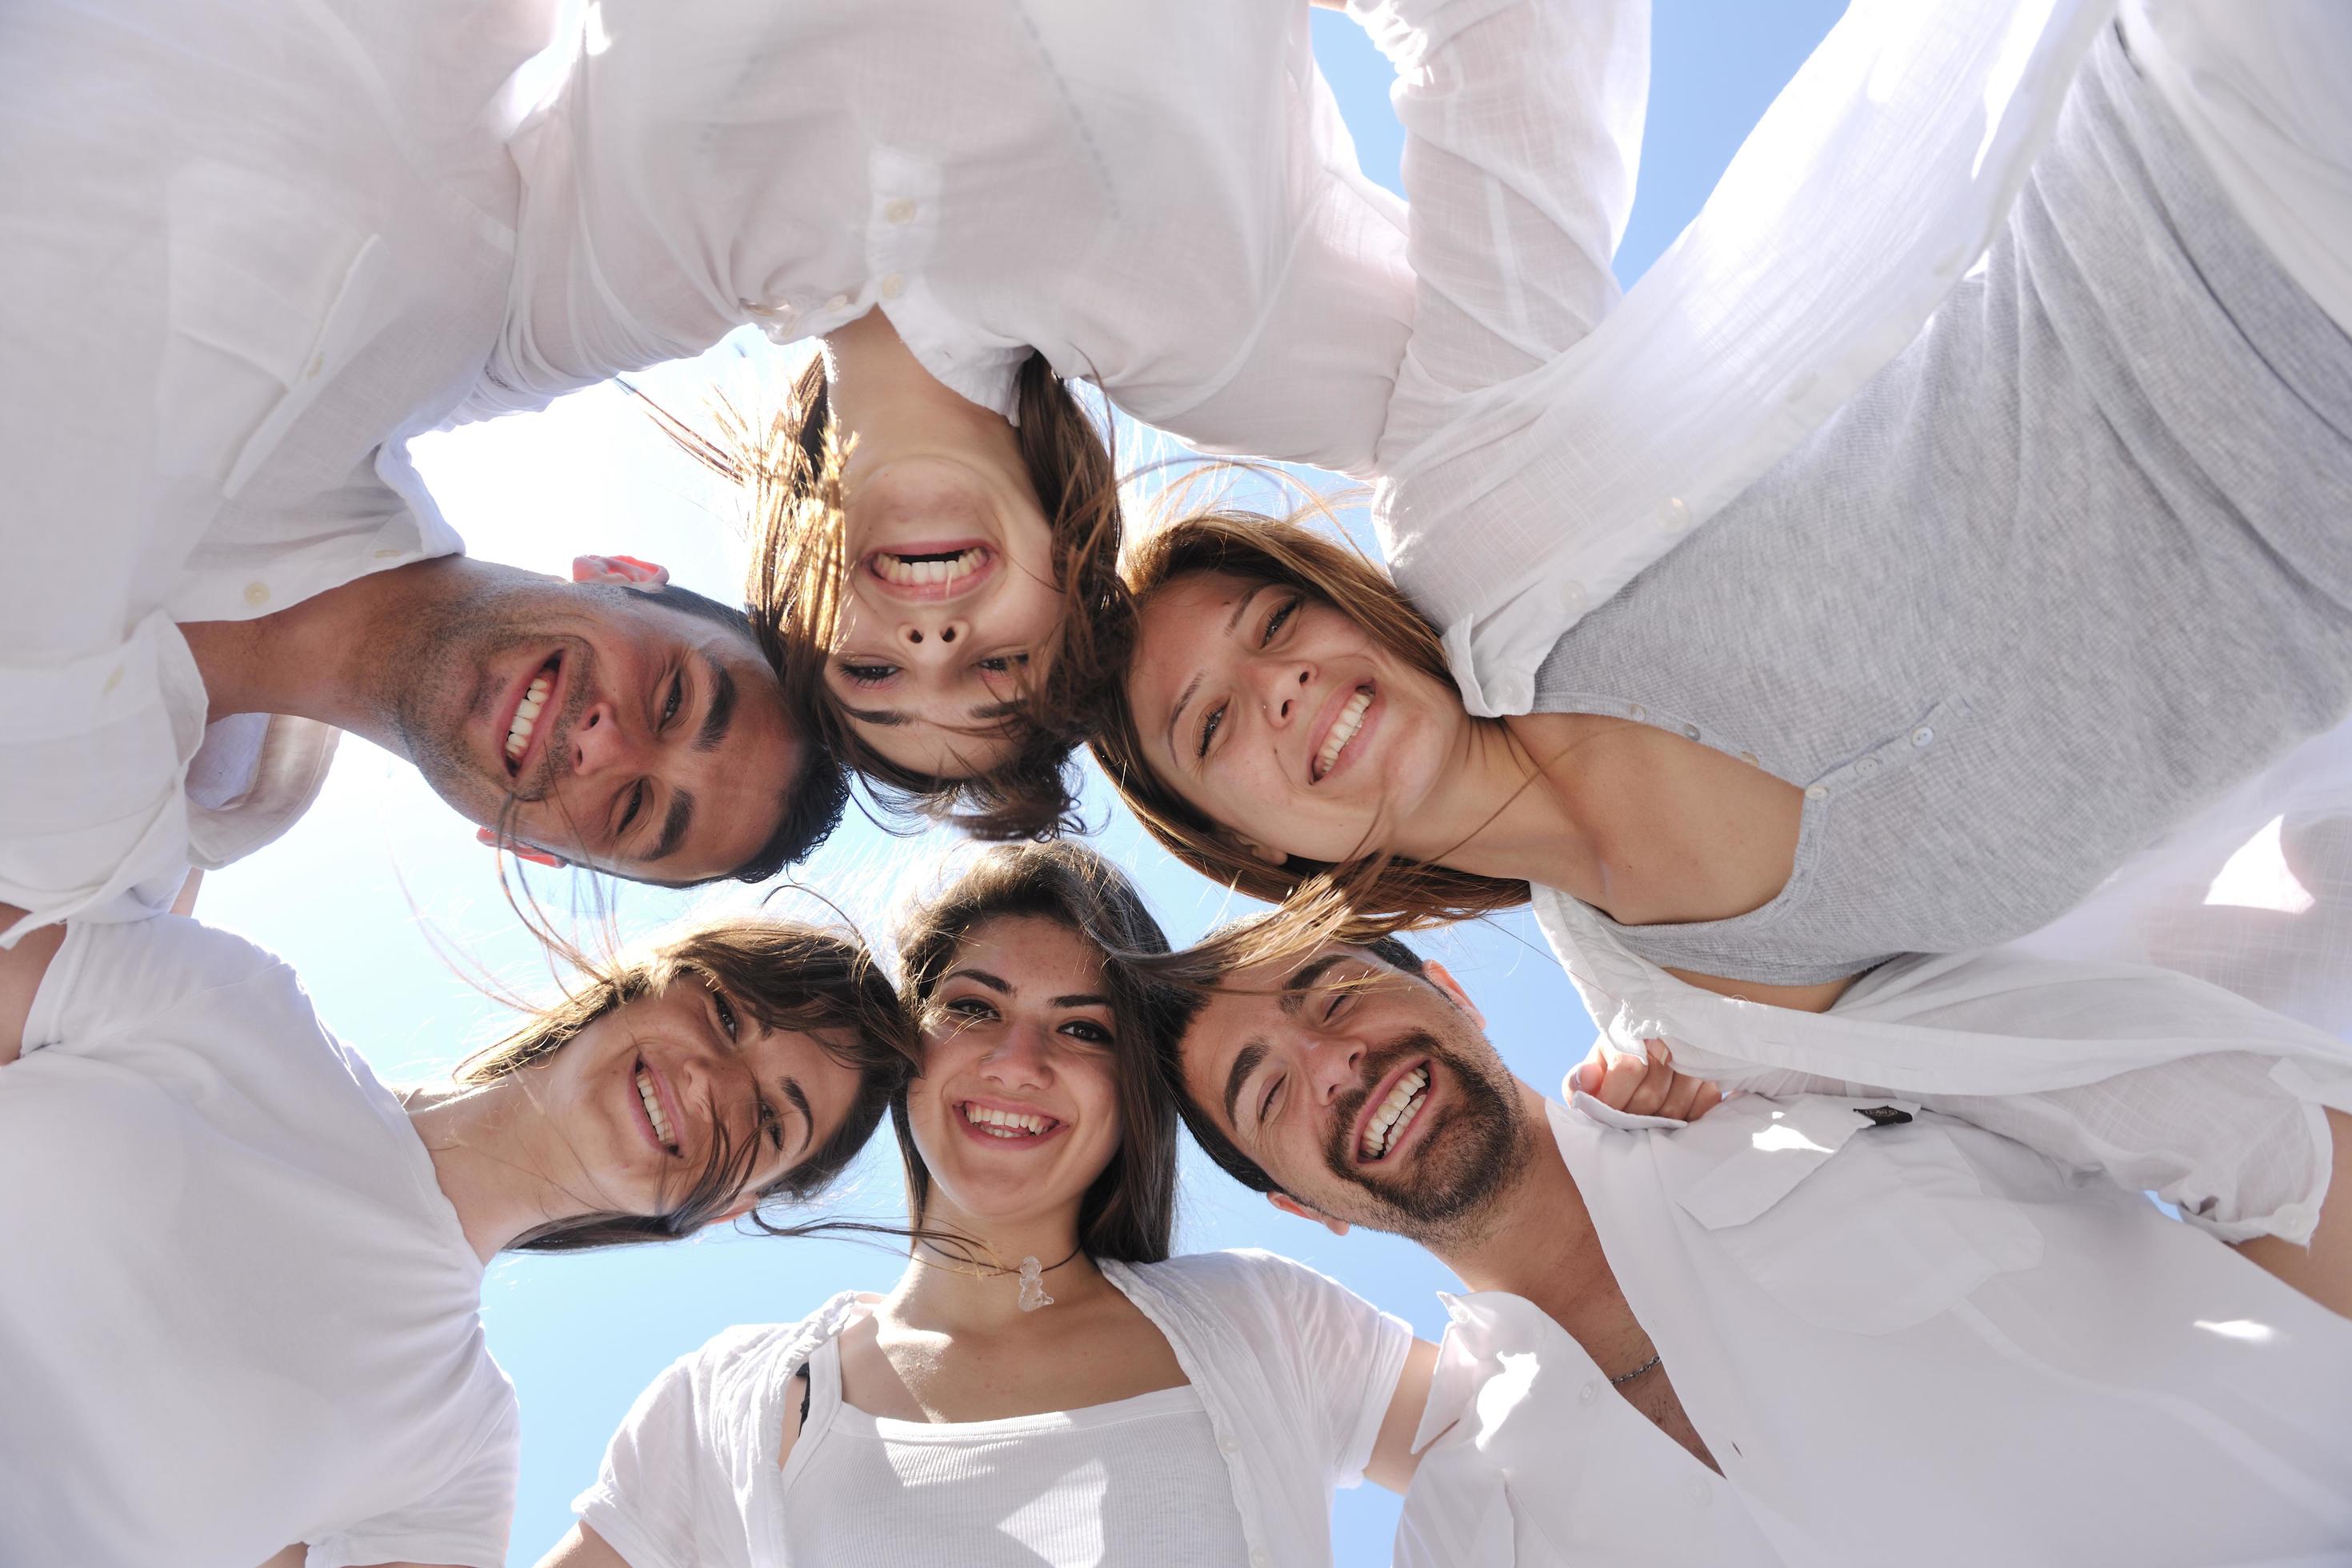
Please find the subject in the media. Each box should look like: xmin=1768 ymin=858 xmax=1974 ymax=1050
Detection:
xmin=825 ymin=454 xmax=1062 ymax=780
xmin=526 ymin=975 xmax=868 ymax=1222
xmin=903 ymin=914 xmax=1126 ymax=1231
xmin=386 ymin=578 xmax=802 ymax=883
xmin=1126 ymin=572 xmax=1468 ymax=865
xmin=1177 ymin=943 xmax=1530 ymax=1244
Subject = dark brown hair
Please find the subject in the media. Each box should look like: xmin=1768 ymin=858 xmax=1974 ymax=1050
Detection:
xmin=665 ymin=354 xmax=1130 ymax=844
xmin=455 ymin=916 xmax=914 ymax=1253
xmin=1086 ymin=508 xmax=1533 ymax=964
xmin=892 ymin=841 xmax=1182 ymax=1266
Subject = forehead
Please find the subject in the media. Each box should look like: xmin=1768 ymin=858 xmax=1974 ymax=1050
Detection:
xmin=1134 ymin=572 xmax=1253 ymax=678
xmin=945 ymin=914 xmax=1106 ymax=992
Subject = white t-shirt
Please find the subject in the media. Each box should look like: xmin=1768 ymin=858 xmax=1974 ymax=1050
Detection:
xmin=0 ymin=915 xmax=519 ymax=1568
xmin=577 ymin=1250 xmax=1414 ymax=1568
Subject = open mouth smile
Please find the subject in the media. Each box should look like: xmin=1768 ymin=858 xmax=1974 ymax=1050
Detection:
xmin=954 ymin=1096 xmax=1065 ymax=1146
xmin=1354 ymin=1060 xmax=1431 ymax=1164
xmin=630 ymin=1056 xmax=685 ymax=1158
xmin=500 ymin=653 xmax=566 ymax=779
xmin=1310 ymin=684 xmax=1376 ymax=785
xmin=865 ymin=542 xmax=995 ymax=602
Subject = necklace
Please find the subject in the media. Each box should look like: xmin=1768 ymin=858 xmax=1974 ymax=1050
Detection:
xmin=917 ymin=1242 xmax=1086 ymax=1312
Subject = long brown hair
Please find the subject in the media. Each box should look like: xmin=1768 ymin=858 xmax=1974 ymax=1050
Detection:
xmin=892 ymin=842 xmax=1182 ymax=1266
xmin=1087 ymin=508 xmax=1535 ymax=966
xmin=661 ymin=353 xmax=1129 ymax=842
xmin=456 ymin=916 xmax=914 ymax=1253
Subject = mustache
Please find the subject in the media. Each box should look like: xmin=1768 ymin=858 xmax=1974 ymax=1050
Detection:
xmin=1322 ymin=1030 xmax=1445 ymax=1170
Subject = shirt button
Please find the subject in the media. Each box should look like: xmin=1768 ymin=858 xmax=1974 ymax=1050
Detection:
xmin=243 ymin=581 xmax=270 ymax=607
xmin=102 ymin=665 xmax=124 ymax=695
xmin=1911 ymin=725 xmax=1935 ymax=747
xmin=825 ymin=292 xmax=852 ymax=312
xmin=1628 ymin=703 xmax=1646 ymax=721
xmin=1251 ymin=1553 xmax=1270 ymax=1568
xmin=879 ymin=273 xmax=906 ymax=300
xmin=1559 ymin=579 xmax=1589 ymax=614
xmin=883 ymin=198 xmax=917 ymax=225
xmin=1658 ymin=496 xmax=1690 ymax=532
xmin=1680 ymin=723 xmax=1700 ymax=741
xmin=1218 ymin=1431 xmax=1240 ymax=1456
xmin=1578 ymin=1380 xmax=1598 ymax=1405
xmin=373 ymin=547 xmax=402 ymax=559
xmin=1739 ymin=750 xmax=1759 ymax=766
xmin=1806 ymin=784 xmax=1829 ymax=802
xmin=1857 ymin=756 xmax=1880 ymax=777
xmin=303 ymin=350 xmax=325 ymax=380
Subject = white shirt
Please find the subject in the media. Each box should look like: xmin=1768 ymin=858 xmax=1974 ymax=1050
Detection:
xmin=481 ymin=0 xmax=1435 ymax=472
xmin=0 ymin=0 xmax=562 ymax=944
xmin=1396 ymin=1092 xmax=2352 ymax=1568
xmin=575 ymin=1249 xmax=1412 ymax=1568
xmin=782 ymin=1338 xmax=1251 ymax=1568
xmin=1367 ymin=0 xmax=2119 ymax=717
xmin=0 ymin=915 xmax=518 ymax=1568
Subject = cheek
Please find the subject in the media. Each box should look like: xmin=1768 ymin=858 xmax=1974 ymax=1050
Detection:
xmin=977 ymin=573 xmax=1065 ymax=648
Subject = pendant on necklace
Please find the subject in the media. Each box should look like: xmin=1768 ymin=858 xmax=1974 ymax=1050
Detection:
xmin=1016 ymin=1255 xmax=1054 ymax=1312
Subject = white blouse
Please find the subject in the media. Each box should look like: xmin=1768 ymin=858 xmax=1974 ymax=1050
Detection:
xmin=483 ymin=0 xmax=1440 ymax=475
xmin=574 ymin=1250 xmax=1412 ymax=1568
xmin=1397 ymin=1093 xmax=2352 ymax=1567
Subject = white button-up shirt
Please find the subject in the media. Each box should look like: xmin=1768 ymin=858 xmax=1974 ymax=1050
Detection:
xmin=1367 ymin=0 xmax=2119 ymax=715
xmin=479 ymin=0 xmax=1580 ymax=477
xmin=0 ymin=0 xmax=560 ymax=944
xmin=1395 ymin=1092 xmax=2352 ymax=1567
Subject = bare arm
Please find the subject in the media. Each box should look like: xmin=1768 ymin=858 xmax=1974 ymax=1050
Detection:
xmin=0 ymin=904 xmax=63 ymax=1067
xmin=534 ymin=1523 xmax=633 ymax=1568
xmin=1363 ymin=1337 xmax=1442 ymax=1493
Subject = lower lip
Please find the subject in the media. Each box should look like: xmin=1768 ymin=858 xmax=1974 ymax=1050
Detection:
xmin=862 ymin=543 xmax=997 ymax=604
xmin=1315 ymin=690 xmax=1381 ymax=786
xmin=951 ymin=1106 xmax=1066 ymax=1150
xmin=628 ymin=1059 xmax=678 ymax=1157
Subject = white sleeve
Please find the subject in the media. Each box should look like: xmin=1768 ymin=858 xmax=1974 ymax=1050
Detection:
xmin=1243 ymin=1250 xmax=1414 ymax=1490
xmin=1350 ymin=0 xmax=1646 ymax=448
xmin=573 ymin=1353 xmax=716 ymax=1568
xmin=19 ymin=914 xmax=281 ymax=1059
xmin=307 ymin=1390 xmax=520 ymax=1568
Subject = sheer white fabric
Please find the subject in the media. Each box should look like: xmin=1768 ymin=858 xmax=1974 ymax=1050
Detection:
xmin=1367 ymin=0 xmax=2119 ymax=717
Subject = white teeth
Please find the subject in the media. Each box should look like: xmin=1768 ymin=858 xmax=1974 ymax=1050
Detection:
xmin=506 ymin=673 xmax=552 ymax=762
xmin=1359 ymin=1066 xmax=1429 ymax=1159
xmin=636 ymin=1068 xmax=676 ymax=1150
xmin=962 ymin=1102 xmax=1050 ymax=1138
xmin=1314 ymin=689 xmax=1374 ymax=781
xmin=876 ymin=548 xmax=983 ymax=587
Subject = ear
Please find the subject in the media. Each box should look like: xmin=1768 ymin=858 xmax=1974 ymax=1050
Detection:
xmin=1419 ymin=960 xmax=1486 ymax=1030
xmin=1267 ymin=1190 xmax=1350 ymax=1237
xmin=705 ymin=1192 xmax=764 ymax=1230
xmin=1219 ymin=829 xmax=1290 ymax=868
xmin=571 ymin=554 xmax=671 ymax=591
xmin=474 ymin=826 xmax=567 ymax=870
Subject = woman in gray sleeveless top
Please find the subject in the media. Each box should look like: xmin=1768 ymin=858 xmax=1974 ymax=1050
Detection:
xmin=1097 ymin=7 xmax=2352 ymax=1012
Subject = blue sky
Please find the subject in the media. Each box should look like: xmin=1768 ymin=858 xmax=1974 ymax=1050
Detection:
xmin=188 ymin=4 xmax=1844 ymax=1562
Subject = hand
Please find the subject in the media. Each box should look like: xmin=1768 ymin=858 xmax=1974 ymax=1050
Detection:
xmin=1574 ymin=1038 xmax=1722 ymax=1123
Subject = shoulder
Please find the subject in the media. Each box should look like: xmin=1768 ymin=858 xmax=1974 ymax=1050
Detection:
xmin=1127 ymin=1248 xmax=1376 ymax=1322
xmin=663 ymin=1294 xmax=871 ymax=1403
xmin=26 ymin=914 xmax=307 ymax=1054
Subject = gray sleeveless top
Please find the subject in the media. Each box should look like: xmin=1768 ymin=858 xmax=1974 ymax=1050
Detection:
xmin=1534 ymin=24 xmax=2352 ymax=986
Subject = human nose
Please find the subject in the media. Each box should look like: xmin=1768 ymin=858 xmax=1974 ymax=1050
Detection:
xmin=979 ymin=1019 xmax=1052 ymax=1088
xmin=894 ymin=613 xmax=973 ymax=662
xmin=566 ymin=697 xmax=644 ymax=778
xmin=1251 ymin=658 xmax=1314 ymax=728
xmin=1303 ymin=1033 xmax=1367 ymax=1106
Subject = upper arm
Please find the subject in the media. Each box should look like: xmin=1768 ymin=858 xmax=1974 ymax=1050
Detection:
xmin=1363 ymin=1337 xmax=1440 ymax=1494
xmin=0 ymin=906 xmax=64 ymax=1066
xmin=534 ymin=1523 xmax=634 ymax=1568
xmin=1664 ymin=965 xmax=1854 ymax=1014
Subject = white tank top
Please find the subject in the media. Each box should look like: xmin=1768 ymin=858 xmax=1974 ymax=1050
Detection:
xmin=782 ymin=1335 xmax=1255 ymax=1567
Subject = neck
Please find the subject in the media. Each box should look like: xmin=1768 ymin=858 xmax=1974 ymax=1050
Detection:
xmin=1390 ymin=714 xmax=1614 ymax=900
xmin=886 ymin=1200 xmax=1102 ymax=1334
xmin=823 ymin=309 xmax=1022 ymax=480
xmin=404 ymin=1079 xmax=582 ymax=1264
xmin=175 ymin=555 xmax=474 ymax=751
xmin=1429 ymin=1079 xmax=1646 ymax=1363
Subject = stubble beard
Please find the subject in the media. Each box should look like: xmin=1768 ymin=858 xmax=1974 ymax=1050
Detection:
xmin=1318 ymin=1028 xmax=1534 ymax=1249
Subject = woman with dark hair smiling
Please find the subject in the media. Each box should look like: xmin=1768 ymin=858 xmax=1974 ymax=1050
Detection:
xmin=0 ymin=897 xmax=908 ymax=1568
xmin=538 ymin=842 xmax=1441 ymax=1568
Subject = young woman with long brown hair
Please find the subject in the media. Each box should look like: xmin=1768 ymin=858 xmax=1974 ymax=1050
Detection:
xmin=478 ymin=0 xmax=1645 ymax=839
xmin=0 ymin=898 xmax=907 ymax=1568
xmin=537 ymin=841 xmax=1440 ymax=1568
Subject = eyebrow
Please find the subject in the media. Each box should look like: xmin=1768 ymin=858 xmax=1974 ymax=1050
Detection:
xmin=646 ymin=786 xmax=695 ymax=863
xmin=943 ymin=966 xmax=1011 ymax=994
xmin=1278 ymin=954 xmax=1351 ymax=1015
xmin=845 ymin=701 xmax=1025 ymax=730
xmin=1223 ymin=1039 xmax=1268 ymax=1132
xmin=1164 ymin=592 xmax=1259 ymax=762
xmin=782 ymin=1076 xmax=812 ymax=1158
xmin=696 ymin=658 xmax=736 ymax=752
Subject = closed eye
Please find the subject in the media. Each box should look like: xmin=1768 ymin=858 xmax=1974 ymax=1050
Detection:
xmin=1258 ymin=1072 xmax=1285 ymax=1128
xmin=758 ymin=1094 xmax=784 ymax=1153
xmin=660 ymin=669 xmax=684 ymax=728
xmin=618 ymin=779 xmax=649 ymax=837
